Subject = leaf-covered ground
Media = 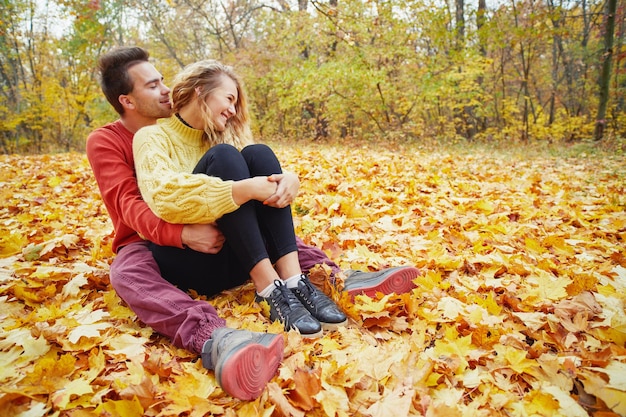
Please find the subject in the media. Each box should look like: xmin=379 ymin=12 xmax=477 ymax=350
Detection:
xmin=1 ymin=142 xmax=625 ymax=417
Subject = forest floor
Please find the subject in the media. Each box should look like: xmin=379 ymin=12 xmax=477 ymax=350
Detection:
xmin=1 ymin=140 xmax=625 ymax=417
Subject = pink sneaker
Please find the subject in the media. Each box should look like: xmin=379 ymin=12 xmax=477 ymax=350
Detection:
xmin=202 ymin=328 xmax=284 ymax=400
xmin=343 ymin=266 xmax=419 ymax=298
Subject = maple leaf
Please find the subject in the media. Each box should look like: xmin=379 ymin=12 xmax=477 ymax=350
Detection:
xmin=61 ymin=273 xmax=89 ymax=299
xmin=118 ymin=375 xmax=159 ymax=410
xmin=314 ymin=382 xmax=350 ymax=417
xmin=0 ymin=232 xmax=28 ymax=256
xmin=493 ymin=344 xmax=537 ymax=375
xmin=287 ymin=367 xmax=322 ymax=410
xmin=0 ymin=347 xmax=24 ymax=381
xmin=522 ymin=270 xmax=572 ymax=302
xmin=590 ymin=292 xmax=626 ymax=346
xmin=94 ymin=397 xmax=144 ymax=417
xmin=84 ymin=347 xmax=106 ymax=382
xmin=427 ymin=332 xmax=473 ymax=375
xmin=515 ymin=388 xmax=562 ymax=415
xmin=21 ymin=351 xmax=76 ymax=393
xmin=0 ymin=328 xmax=50 ymax=363
xmin=431 ymin=386 xmax=465 ymax=409
xmin=67 ymin=322 xmax=111 ymax=344
xmin=268 ymin=382 xmax=306 ymax=417
xmin=578 ymin=366 xmax=626 ymax=416
xmin=364 ymin=377 xmax=415 ymax=417
xmin=512 ymin=311 xmax=548 ymax=331
xmin=51 ymin=377 xmax=93 ymax=409
xmin=105 ymin=333 xmax=150 ymax=360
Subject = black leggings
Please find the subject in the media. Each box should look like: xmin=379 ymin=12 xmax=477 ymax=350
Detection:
xmin=150 ymin=143 xmax=298 ymax=296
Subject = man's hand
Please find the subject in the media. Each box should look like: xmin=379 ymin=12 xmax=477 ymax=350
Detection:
xmin=264 ymin=171 xmax=299 ymax=208
xmin=181 ymin=223 xmax=225 ymax=254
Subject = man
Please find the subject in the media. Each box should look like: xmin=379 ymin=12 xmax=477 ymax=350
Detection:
xmin=86 ymin=46 xmax=417 ymax=400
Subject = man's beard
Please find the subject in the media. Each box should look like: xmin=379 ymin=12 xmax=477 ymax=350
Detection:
xmin=137 ymin=102 xmax=172 ymax=120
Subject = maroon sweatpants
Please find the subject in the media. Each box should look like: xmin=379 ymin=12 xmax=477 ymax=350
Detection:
xmin=109 ymin=238 xmax=339 ymax=354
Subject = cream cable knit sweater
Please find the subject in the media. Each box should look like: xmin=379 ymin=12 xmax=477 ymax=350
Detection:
xmin=133 ymin=116 xmax=239 ymax=225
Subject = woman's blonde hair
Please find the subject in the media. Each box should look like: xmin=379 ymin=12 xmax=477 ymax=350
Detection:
xmin=171 ymin=60 xmax=253 ymax=148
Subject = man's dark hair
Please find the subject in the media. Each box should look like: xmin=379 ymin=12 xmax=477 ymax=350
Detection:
xmin=98 ymin=46 xmax=150 ymax=115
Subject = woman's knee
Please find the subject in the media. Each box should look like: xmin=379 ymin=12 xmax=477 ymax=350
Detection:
xmin=241 ymin=143 xmax=273 ymax=159
xmin=211 ymin=143 xmax=239 ymax=155
xmin=201 ymin=144 xmax=241 ymax=165
xmin=241 ymin=144 xmax=281 ymax=175
xmin=194 ymin=143 xmax=249 ymax=179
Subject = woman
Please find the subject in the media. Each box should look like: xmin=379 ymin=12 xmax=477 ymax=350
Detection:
xmin=133 ymin=60 xmax=347 ymax=338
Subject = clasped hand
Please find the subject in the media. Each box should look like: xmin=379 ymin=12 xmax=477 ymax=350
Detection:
xmin=263 ymin=171 xmax=299 ymax=209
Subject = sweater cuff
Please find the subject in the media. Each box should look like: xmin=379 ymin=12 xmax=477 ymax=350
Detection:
xmin=205 ymin=179 xmax=239 ymax=219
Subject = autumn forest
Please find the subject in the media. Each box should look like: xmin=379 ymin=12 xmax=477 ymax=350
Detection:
xmin=0 ymin=0 xmax=625 ymax=153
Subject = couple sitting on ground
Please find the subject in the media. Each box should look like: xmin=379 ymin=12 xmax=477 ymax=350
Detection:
xmin=87 ymin=46 xmax=419 ymax=400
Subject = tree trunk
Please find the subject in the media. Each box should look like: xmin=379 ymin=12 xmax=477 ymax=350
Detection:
xmin=547 ymin=0 xmax=561 ymax=127
xmin=613 ymin=0 xmax=625 ymax=114
xmin=477 ymin=0 xmax=487 ymax=57
xmin=594 ymin=0 xmax=617 ymax=141
xmin=455 ymin=0 xmax=465 ymax=47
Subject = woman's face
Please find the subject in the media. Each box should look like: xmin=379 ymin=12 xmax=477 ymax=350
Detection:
xmin=206 ymin=75 xmax=238 ymax=132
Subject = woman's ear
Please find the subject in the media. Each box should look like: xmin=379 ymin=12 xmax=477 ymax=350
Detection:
xmin=195 ymin=87 xmax=202 ymax=97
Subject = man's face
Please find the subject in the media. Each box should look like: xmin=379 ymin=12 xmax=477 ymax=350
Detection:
xmin=124 ymin=62 xmax=172 ymax=120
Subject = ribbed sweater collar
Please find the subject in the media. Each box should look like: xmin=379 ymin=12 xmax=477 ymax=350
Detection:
xmin=160 ymin=115 xmax=205 ymax=146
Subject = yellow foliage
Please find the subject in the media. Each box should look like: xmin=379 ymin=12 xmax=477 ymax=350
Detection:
xmin=94 ymin=397 xmax=144 ymax=417
xmin=0 ymin=147 xmax=625 ymax=416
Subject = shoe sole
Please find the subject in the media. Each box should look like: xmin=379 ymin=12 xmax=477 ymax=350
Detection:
xmin=321 ymin=319 xmax=348 ymax=331
xmin=216 ymin=333 xmax=284 ymax=400
xmin=300 ymin=329 xmax=324 ymax=338
xmin=345 ymin=267 xmax=419 ymax=298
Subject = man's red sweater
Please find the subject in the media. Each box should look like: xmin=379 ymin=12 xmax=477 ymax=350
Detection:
xmin=86 ymin=120 xmax=184 ymax=253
